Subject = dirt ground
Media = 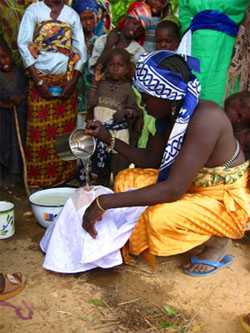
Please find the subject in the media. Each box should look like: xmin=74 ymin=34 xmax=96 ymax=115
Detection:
xmin=1 ymin=187 xmax=250 ymax=333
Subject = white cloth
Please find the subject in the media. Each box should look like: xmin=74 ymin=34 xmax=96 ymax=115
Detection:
xmin=88 ymin=34 xmax=146 ymax=71
xmin=17 ymin=1 xmax=87 ymax=74
xmin=40 ymin=186 xmax=146 ymax=273
xmin=177 ymin=30 xmax=192 ymax=56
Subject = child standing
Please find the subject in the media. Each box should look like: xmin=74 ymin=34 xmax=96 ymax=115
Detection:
xmin=155 ymin=20 xmax=180 ymax=51
xmin=87 ymin=48 xmax=141 ymax=184
xmin=0 ymin=41 xmax=27 ymax=187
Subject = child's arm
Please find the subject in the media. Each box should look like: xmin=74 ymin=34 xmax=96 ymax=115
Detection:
xmin=113 ymin=86 xmax=140 ymax=122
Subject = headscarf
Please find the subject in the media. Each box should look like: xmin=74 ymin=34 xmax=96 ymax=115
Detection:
xmin=133 ymin=50 xmax=201 ymax=182
xmin=127 ymin=1 xmax=151 ymax=29
xmin=73 ymin=0 xmax=99 ymax=15
xmin=94 ymin=0 xmax=112 ymax=35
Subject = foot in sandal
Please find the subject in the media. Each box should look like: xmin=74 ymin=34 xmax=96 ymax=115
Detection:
xmin=0 ymin=272 xmax=26 ymax=301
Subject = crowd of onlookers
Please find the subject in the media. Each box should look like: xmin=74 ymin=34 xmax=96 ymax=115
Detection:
xmin=0 ymin=0 xmax=249 ymax=190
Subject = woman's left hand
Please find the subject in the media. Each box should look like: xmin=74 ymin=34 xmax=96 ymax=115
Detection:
xmin=82 ymin=199 xmax=104 ymax=238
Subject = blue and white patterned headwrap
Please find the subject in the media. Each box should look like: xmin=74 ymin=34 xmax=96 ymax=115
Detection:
xmin=73 ymin=0 xmax=99 ymax=15
xmin=133 ymin=50 xmax=201 ymax=182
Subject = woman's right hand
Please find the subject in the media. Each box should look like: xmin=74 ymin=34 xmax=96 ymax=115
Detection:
xmin=85 ymin=120 xmax=111 ymax=144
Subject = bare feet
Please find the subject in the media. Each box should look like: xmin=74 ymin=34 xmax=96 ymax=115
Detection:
xmin=183 ymin=237 xmax=231 ymax=274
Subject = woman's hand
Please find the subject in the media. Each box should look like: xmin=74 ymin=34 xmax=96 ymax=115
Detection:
xmin=82 ymin=199 xmax=104 ymax=238
xmin=85 ymin=120 xmax=111 ymax=144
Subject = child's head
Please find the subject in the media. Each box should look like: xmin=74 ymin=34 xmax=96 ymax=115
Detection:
xmin=122 ymin=16 xmax=145 ymax=41
xmin=155 ymin=20 xmax=180 ymax=51
xmin=146 ymin=0 xmax=168 ymax=16
xmin=73 ymin=0 xmax=98 ymax=34
xmin=103 ymin=48 xmax=134 ymax=82
xmin=0 ymin=40 xmax=12 ymax=72
xmin=225 ymin=91 xmax=250 ymax=159
xmin=225 ymin=91 xmax=250 ymax=129
xmin=80 ymin=10 xmax=98 ymax=34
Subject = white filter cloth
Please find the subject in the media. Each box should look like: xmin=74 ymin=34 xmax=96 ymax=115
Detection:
xmin=40 ymin=186 xmax=146 ymax=273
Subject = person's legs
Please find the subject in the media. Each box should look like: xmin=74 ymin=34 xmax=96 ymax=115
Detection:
xmin=129 ymin=192 xmax=243 ymax=265
xmin=184 ymin=237 xmax=231 ymax=273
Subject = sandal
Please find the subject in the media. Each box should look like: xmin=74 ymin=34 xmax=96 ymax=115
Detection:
xmin=0 ymin=273 xmax=26 ymax=301
xmin=183 ymin=255 xmax=234 ymax=277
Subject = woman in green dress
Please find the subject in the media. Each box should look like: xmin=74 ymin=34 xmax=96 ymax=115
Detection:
xmin=179 ymin=0 xmax=249 ymax=106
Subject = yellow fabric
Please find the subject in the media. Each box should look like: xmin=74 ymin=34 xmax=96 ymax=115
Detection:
xmin=114 ymin=163 xmax=250 ymax=257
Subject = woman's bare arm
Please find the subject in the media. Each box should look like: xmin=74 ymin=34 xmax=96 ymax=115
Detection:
xmin=85 ymin=120 xmax=167 ymax=168
xmin=98 ymin=106 xmax=223 ymax=209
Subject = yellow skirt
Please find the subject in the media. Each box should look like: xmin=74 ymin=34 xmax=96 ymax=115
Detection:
xmin=114 ymin=163 xmax=250 ymax=257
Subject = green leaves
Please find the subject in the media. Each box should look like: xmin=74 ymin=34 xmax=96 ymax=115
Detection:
xmin=160 ymin=320 xmax=173 ymax=328
xmin=88 ymin=298 xmax=107 ymax=308
xmin=163 ymin=304 xmax=177 ymax=318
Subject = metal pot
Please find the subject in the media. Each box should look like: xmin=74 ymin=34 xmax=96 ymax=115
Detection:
xmin=54 ymin=129 xmax=96 ymax=161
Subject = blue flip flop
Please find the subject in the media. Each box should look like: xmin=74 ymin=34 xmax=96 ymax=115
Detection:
xmin=183 ymin=255 xmax=234 ymax=277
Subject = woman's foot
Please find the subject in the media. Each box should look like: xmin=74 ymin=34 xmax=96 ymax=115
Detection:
xmin=183 ymin=238 xmax=231 ymax=274
xmin=0 ymin=273 xmax=26 ymax=301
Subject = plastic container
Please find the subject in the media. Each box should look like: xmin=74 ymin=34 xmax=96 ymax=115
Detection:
xmin=0 ymin=201 xmax=15 ymax=239
xmin=29 ymin=187 xmax=76 ymax=228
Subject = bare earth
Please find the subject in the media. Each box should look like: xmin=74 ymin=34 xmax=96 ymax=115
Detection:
xmin=0 ymin=187 xmax=250 ymax=333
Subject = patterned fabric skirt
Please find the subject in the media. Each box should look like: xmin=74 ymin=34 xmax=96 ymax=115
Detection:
xmin=114 ymin=162 xmax=250 ymax=258
xmin=26 ymin=78 xmax=77 ymax=187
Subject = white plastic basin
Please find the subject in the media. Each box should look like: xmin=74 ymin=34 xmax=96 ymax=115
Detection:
xmin=29 ymin=187 xmax=76 ymax=228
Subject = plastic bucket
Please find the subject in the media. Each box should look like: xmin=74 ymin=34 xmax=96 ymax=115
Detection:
xmin=0 ymin=201 xmax=15 ymax=239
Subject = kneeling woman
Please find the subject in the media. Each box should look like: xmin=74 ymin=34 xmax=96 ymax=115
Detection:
xmin=42 ymin=51 xmax=249 ymax=276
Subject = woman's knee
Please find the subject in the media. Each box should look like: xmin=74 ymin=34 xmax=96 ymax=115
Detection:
xmin=114 ymin=168 xmax=158 ymax=192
